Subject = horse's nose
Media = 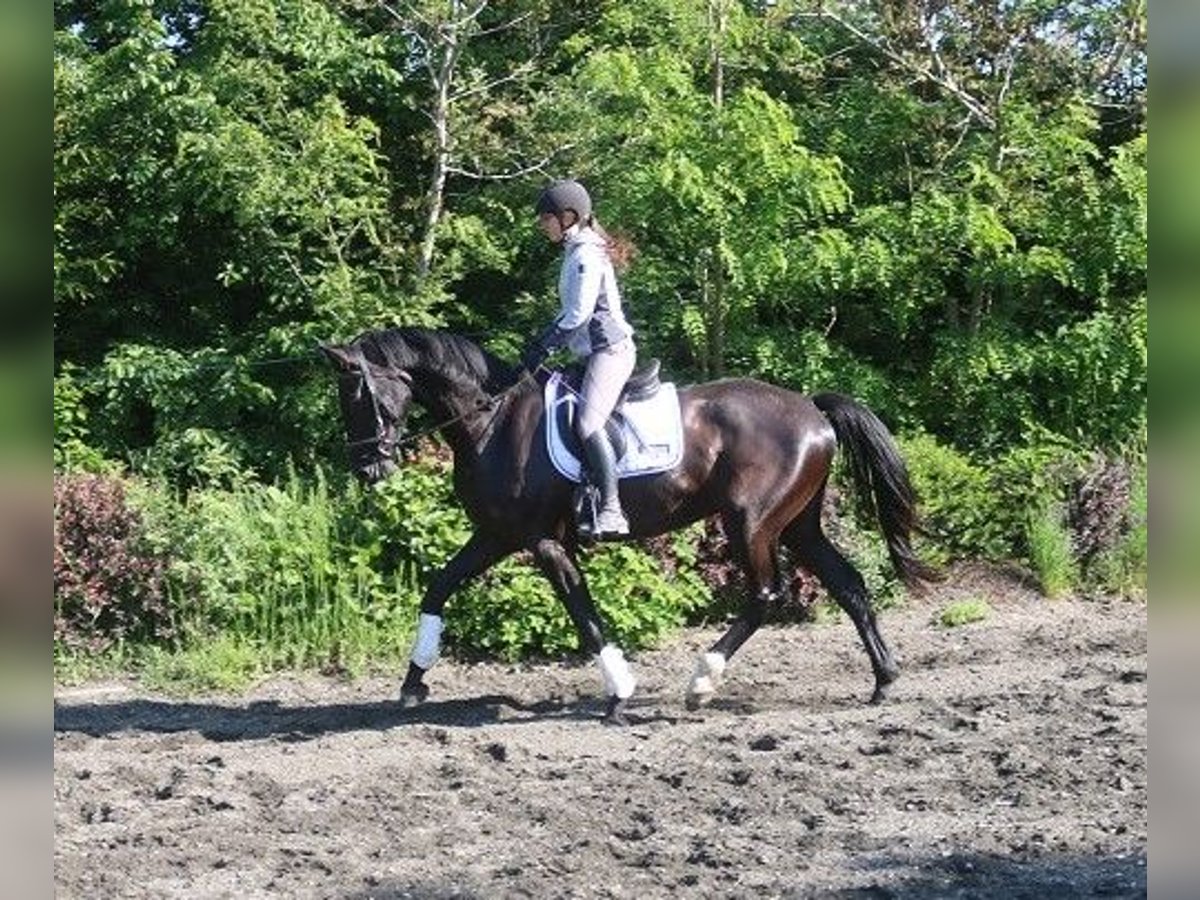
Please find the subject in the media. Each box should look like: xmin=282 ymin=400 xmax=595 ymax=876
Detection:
xmin=359 ymin=459 xmax=399 ymax=485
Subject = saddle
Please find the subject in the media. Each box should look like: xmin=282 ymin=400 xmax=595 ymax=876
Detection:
xmin=552 ymin=359 xmax=662 ymax=460
xmin=544 ymin=362 xmax=684 ymax=484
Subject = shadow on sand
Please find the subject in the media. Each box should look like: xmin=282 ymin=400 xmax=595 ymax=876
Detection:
xmin=830 ymin=849 xmax=1146 ymax=899
xmin=53 ymin=692 xmax=684 ymax=742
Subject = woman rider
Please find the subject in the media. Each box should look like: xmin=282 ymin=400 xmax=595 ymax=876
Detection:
xmin=522 ymin=179 xmax=636 ymax=538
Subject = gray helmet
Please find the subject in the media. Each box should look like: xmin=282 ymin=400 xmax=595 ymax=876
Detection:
xmin=535 ymin=179 xmax=592 ymax=222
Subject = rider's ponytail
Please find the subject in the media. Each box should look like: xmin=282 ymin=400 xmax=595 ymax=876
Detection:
xmin=589 ymin=217 xmax=637 ymax=273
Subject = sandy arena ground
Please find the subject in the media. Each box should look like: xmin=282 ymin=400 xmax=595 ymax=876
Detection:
xmin=55 ymin=566 xmax=1146 ymax=898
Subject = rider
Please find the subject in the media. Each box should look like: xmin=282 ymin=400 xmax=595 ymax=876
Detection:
xmin=522 ymin=179 xmax=636 ymax=538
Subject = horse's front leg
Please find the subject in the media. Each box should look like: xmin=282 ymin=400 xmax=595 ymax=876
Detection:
xmin=530 ymin=538 xmax=636 ymax=725
xmin=400 ymin=531 xmax=509 ymax=707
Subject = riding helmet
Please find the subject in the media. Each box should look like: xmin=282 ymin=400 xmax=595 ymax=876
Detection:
xmin=535 ymin=179 xmax=592 ymax=222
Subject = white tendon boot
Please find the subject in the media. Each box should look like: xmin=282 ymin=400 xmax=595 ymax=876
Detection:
xmin=686 ymin=651 xmax=727 ymax=707
xmin=597 ymin=644 xmax=637 ymax=700
xmin=411 ymin=613 xmax=444 ymax=670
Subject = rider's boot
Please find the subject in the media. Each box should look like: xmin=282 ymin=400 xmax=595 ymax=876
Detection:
xmin=582 ymin=431 xmax=629 ymax=537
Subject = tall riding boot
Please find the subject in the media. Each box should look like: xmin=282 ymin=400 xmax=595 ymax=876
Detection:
xmin=582 ymin=431 xmax=629 ymax=537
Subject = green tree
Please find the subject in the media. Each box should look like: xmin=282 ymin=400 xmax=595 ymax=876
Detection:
xmin=533 ymin=0 xmax=852 ymax=377
xmin=55 ymin=0 xmax=416 ymax=475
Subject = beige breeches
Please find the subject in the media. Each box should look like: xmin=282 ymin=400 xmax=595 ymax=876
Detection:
xmin=577 ymin=338 xmax=637 ymax=439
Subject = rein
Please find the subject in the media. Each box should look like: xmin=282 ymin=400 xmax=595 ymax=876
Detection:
xmin=394 ymin=375 xmax=533 ymax=451
xmin=349 ymin=368 xmax=535 ymax=458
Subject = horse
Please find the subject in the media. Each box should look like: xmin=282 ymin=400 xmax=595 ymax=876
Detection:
xmin=321 ymin=327 xmax=938 ymax=723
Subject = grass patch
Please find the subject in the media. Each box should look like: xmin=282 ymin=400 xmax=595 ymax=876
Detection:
xmin=138 ymin=636 xmax=265 ymax=695
xmin=1026 ymin=503 xmax=1078 ymax=598
xmin=54 ymin=645 xmax=136 ymax=687
xmin=938 ymin=599 xmax=991 ymax=627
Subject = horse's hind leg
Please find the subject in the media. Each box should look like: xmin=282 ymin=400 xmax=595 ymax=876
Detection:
xmin=784 ymin=505 xmax=900 ymax=704
xmin=686 ymin=511 xmax=781 ymax=710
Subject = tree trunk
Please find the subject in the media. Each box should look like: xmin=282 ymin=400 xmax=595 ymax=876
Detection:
xmin=416 ymin=21 xmax=460 ymax=281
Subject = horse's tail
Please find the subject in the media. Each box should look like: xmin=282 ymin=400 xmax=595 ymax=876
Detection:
xmin=812 ymin=392 xmax=941 ymax=588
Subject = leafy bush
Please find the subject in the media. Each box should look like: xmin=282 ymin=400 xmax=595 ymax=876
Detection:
xmin=732 ymin=329 xmax=904 ymax=427
xmin=138 ymin=636 xmax=264 ymax=695
xmin=53 ymin=365 xmax=115 ymax=473
xmin=54 ymin=473 xmax=174 ymax=653
xmin=900 ymin=433 xmax=1010 ymax=561
xmin=122 ymin=451 xmax=713 ymax=671
xmin=354 ymin=446 xmax=473 ymax=582
xmin=55 ymin=434 xmax=1144 ymax=689
xmin=921 ymin=302 xmax=1146 ymax=455
xmin=901 ymin=432 xmax=1087 ymax=567
xmin=134 ymin=427 xmax=253 ymax=491
xmin=1069 ymin=455 xmax=1146 ymax=597
xmin=900 ymin=432 xmax=1145 ymax=596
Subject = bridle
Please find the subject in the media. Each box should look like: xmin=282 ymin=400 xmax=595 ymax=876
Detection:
xmin=339 ymin=354 xmax=537 ymax=471
xmin=342 ymin=360 xmax=412 ymax=464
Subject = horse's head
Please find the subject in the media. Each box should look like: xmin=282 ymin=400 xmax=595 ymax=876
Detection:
xmin=321 ymin=342 xmax=414 ymax=484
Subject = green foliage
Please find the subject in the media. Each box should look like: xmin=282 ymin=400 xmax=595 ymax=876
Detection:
xmin=138 ymin=635 xmax=264 ymax=695
xmin=938 ymin=599 xmax=991 ymax=628
xmin=900 ymin=433 xmax=1012 ymax=562
xmin=581 ymin=541 xmax=710 ymax=646
xmin=55 ymin=0 xmax=1146 ymax=477
xmin=128 ymin=469 xmax=421 ymax=675
xmin=1026 ymin=502 xmax=1079 ymax=599
xmin=52 ymin=0 xmax=1147 ymax=680
xmin=53 ymin=364 xmax=115 ymax=473
xmin=902 ymin=431 xmax=1144 ymax=595
xmin=54 ymin=0 xmax=421 ymax=482
xmin=920 ymin=298 xmax=1145 ymax=455
xmin=901 ymin=432 xmax=1088 ymax=564
xmin=54 ymin=455 xmax=716 ymax=681
xmin=733 ymin=329 xmax=906 ymax=427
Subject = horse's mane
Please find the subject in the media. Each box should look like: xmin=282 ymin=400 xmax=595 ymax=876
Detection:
xmin=359 ymin=327 xmax=515 ymax=392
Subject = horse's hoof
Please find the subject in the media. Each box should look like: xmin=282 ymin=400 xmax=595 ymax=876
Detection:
xmin=604 ymin=696 xmax=631 ymax=726
xmin=399 ymin=683 xmax=430 ymax=708
xmin=869 ymin=681 xmax=893 ymax=705
xmin=684 ymin=692 xmax=711 ymax=712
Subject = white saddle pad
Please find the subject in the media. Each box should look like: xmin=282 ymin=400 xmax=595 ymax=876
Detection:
xmin=544 ymin=372 xmax=685 ymax=483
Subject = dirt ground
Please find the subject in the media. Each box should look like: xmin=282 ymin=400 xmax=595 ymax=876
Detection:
xmin=54 ymin=565 xmax=1146 ymax=899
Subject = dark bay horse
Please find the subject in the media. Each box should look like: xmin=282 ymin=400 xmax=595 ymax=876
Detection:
xmin=322 ymin=327 xmax=938 ymax=722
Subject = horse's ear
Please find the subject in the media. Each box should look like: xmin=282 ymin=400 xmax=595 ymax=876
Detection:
xmin=320 ymin=343 xmax=357 ymax=372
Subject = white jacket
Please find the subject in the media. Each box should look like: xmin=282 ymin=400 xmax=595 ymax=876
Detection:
xmin=549 ymin=224 xmax=634 ymax=358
